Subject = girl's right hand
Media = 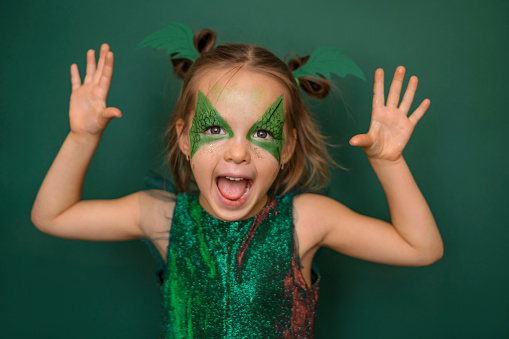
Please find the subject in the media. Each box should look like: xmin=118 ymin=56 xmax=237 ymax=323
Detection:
xmin=69 ymin=43 xmax=121 ymax=137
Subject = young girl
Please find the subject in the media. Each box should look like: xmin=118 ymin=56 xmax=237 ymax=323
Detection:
xmin=31 ymin=28 xmax=443 ymax=338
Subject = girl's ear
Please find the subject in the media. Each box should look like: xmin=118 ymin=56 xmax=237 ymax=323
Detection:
xmin=176 ymin=118 xmax=191 ymax=157
xmin=281 ymin=128 xmax=297 ymax=165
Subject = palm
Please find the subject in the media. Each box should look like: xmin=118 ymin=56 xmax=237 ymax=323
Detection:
xmin=350 ymin=67 xmax=430 ymax=161
xmin=69 ymin=44 xmax=120 ymax=136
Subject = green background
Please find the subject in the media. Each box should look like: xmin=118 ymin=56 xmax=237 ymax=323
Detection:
xmin=1 ymin=0 xmax=508 ymax=338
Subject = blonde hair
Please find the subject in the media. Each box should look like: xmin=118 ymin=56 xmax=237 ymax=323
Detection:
xmin=165 ymin=31 xmax=336 ymax=195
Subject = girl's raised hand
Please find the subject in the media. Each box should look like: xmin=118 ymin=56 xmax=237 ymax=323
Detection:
xmin=69 ymin=43 xmax=121 ymax=137
xmin=349 ymin=67 xmax=430 ymax=162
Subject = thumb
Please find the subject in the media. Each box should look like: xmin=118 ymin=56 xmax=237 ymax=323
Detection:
xmin=349 ymin=134 xmax=372 ymax=147
xmin=101 ymin=107 xmax=122 ymax=120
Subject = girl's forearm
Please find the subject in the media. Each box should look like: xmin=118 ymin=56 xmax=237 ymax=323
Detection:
xmin=31 ymin=132 xmax=102 ymax=231
xmin=369 ymin=156 xmax=443 ymax=263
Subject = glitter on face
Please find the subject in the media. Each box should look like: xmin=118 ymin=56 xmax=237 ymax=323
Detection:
xmin=206 ymin=143 xmax=216 ymax=153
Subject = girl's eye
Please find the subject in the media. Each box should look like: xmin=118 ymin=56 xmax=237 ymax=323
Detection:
xmin=253 ymin=130 xmax=273 ymax=140
xmin=204 ymin=126 xmax=225 ymax=135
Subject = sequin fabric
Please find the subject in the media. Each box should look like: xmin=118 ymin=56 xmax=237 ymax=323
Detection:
xmin=160 ymin=193 xmax=319 ymax=338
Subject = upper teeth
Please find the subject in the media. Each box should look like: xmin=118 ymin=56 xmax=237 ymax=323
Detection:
xmin=225 ymin=177 xmax=244 ymax=181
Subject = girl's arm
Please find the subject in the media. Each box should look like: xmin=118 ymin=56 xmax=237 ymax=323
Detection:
xmin=295 ymin=67 xmax=443 ymax=266
xmin=31 ymin=44 xmax=146 ymax=241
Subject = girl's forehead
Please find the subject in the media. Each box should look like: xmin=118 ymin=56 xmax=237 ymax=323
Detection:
xmin=195 ymin=68 xmax=287 ymax=119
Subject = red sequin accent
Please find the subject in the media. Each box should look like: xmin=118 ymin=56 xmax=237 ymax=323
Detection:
xmin=236 ymin=197 xmax=278 ymax=268
xmin=283 ymin=239 xmax=319 ymax=338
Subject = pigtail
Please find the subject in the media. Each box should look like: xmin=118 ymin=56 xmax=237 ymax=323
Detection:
xmin=171 ymin=29 xmax=217 ymax=79
xmin=194 ymin=29 xmax=216 ymax=54
xmin=288 ymin=55 xmax=331 ymax=99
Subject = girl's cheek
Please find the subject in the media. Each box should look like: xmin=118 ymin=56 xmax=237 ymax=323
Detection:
xmin=250 ymin=143 xmax=277 ymax=164
xmin=195 ymin=142 xmax=224 ymax=159
xmin=252 ymin=146 xmax=263 ymax=160
xmin=206 ymin=143 xmax=222 ymax=156
xmin=250 ymin=144 xmax=279 ymax=172
xmin=250 ymin=144 xmax=274 ymax=163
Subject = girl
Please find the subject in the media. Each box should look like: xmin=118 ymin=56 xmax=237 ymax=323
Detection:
xmin=31 ymin=28 xmax=443 ymax=338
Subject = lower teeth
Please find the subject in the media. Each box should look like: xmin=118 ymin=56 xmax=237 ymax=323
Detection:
xmin=240 ymin=186 xmax=250 ymax=199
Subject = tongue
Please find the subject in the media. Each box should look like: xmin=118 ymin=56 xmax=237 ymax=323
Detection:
xmin=217 ymin=177 xmax=248 ymax=200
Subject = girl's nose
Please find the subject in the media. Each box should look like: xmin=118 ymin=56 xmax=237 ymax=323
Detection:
xmin=224 ymin=138 xmax=251 ymax=164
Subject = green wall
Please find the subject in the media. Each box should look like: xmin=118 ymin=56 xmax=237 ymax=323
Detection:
xmin=1 ymin=0 xmax=508 ymax=337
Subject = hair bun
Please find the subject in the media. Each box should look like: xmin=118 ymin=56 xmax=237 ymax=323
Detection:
xmin=194 ymin=29 xmax=216 ymax=53
xmin=288 ymin=55 xmax=331 ymax=99
xmin=171 ymin=29 xmax=217 ymax=79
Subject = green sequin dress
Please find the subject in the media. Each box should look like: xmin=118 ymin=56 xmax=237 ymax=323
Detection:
xmin=160 ymin=193 xmax=319 ymax=338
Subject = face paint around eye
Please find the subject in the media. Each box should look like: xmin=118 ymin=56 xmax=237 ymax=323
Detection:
xmin=246 ymin=94 xmax=285 ymax=163
xmin=189 ymin=90 xmax=234 ymax=158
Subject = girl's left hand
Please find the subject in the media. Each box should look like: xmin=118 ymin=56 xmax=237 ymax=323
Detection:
xmin=349 ymin=66 xmax=430 ymax=162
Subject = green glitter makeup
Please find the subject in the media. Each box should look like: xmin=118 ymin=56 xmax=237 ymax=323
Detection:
xmin=189 ymin=91 xmax=234 ymax=158
xmin=246 ymin=95 xmax=285 ymax=163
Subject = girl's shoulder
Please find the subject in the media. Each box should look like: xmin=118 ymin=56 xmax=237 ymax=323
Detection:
xmin=291 ymin=192 xmax=352 ymax=247
xmin=137 ymin=189 xmax=177 ymax=260
xmin=138 ymin=189 xmax=177 ymax=208
xmin=289 ymin=192 xmax=345 ymax=265
xmin=292 ymin=192 xmax=345 ymax=212
xmin=138 ymin=189 xmax=177 ymax=237
xmin=292 ymin=192 xmax=355 ymax=226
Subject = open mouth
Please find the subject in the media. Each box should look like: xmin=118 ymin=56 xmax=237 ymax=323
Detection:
xmin=216 ymin=176 xmax=252 ymax=202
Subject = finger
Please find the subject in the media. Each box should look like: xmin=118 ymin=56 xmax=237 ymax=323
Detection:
xmin=349 ymin=133 xmax=372 ymax=147
xmin=70 ymin=64 xmax=81 ymax=91
xmin=399 ymin=76 xmax=418 ymax=114
xmin=408 ymin=99 xmax=430 ymax=126
xmin=99 ymin=51 xmax=114 ymax=90
xmin=372 ymin=68 xmax=385 ymax=108
xmin=101 ymin=107 xmax=122 ymax=119
xmin=93 ymin=43 xmax=110 ymax=83
xmin=84 ymin=49 xmax=96 ymax=83
xmin=386 ymin=66 xmax=405 ymax=108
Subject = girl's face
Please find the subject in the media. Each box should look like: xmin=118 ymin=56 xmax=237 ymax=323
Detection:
xmin=178 ymin=68 xmax=294 ymax=221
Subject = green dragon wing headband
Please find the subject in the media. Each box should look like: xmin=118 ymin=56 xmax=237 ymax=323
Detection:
xmin=292 ymin=46 xmax=365 ymax=82
xmin=138 ymin=22 xmax=199 ymax=61
xmin=139 ymin=22 xmax=365 ymax=87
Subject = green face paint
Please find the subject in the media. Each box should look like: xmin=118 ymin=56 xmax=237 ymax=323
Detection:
xmin=246 ymin=94 xmax=285 ymax=163
xmin=189 ymin=91 xmax=234 ymax=158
